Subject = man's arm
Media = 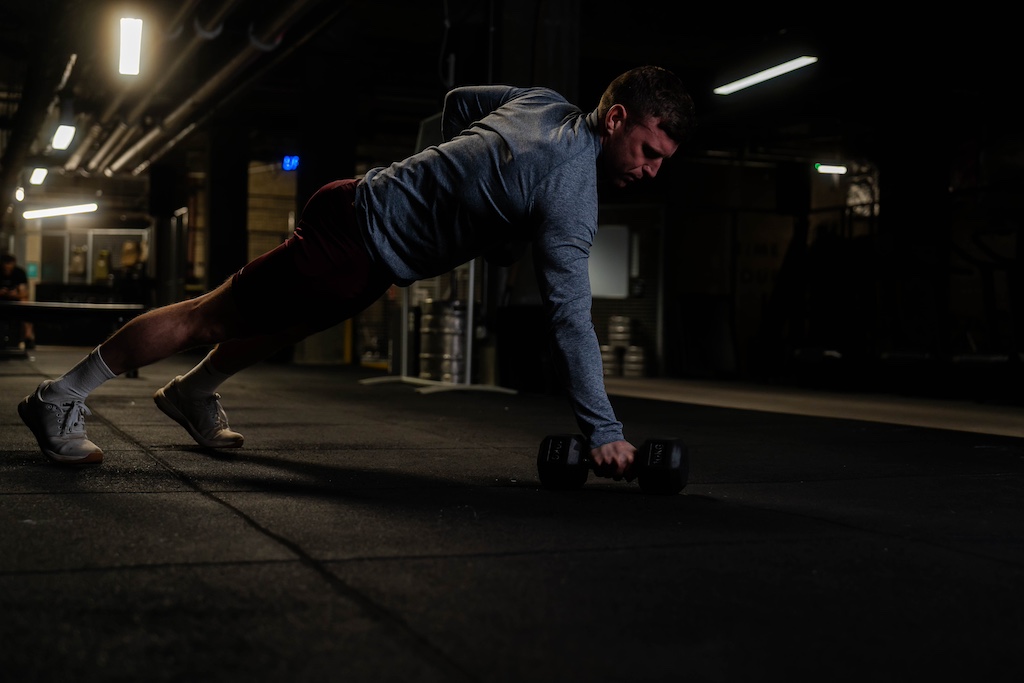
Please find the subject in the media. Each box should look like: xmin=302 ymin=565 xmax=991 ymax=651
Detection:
xmin=0 ymin=282 xmax=26 ymax=301
xmin=441 ymin=85 xmax=518 ymax=142
xmin=531 ymin=239 xmax=637 ymax=478
xmin=529 ymin=176 xmax=638 ymax=478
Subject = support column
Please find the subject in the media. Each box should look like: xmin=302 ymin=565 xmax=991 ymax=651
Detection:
xmin=496 ymin=0 xmax=579 ymax=99
xmin=207 ymin=124 xmax=250 ymax=288
xmin=295 ymin=80 xmax=356 ymax=207
xmin=288 ymin=61 xmax=358 ymax=365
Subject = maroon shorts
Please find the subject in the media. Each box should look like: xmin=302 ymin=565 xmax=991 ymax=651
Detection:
xmin=231 ymin=179 xmax=395 ymax=335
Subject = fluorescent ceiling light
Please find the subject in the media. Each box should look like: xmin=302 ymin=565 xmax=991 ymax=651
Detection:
xmin=119 ymin=18 xmax=143 ymax=75
xmin=29 ymin=168 xmax=48 ymax=185
xmin=815 ymin=163 xmax=848 ymax=175
xmin=52 ymin=124 xmax=76 ymax=150
xmin=23 ymin=203 xmax=99 ymax=219
xmin=714 ymin=55 xmax=819 ymax=95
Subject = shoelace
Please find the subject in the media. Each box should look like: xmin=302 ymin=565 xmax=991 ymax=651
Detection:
xmin=196 ymin=393 xmax=230 ymax=431
xmin=57 ymin=400 xmax=91 ymax=437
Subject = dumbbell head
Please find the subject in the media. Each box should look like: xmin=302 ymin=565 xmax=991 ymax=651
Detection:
xmin=636 ymin=437 xmax=688 ymax=495
xmin=537 ymin=434 xmax=589 ymax=490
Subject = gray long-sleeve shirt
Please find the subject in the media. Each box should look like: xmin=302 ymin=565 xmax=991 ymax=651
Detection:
xmin=354 ymin=85 xmax=624 ymax=448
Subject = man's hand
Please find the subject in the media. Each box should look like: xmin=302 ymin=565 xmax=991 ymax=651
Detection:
xmin=589 ymin=440 xmax=637 ymax=481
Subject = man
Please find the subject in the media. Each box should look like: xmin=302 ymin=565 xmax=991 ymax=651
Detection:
xmin=1 ymin=252 xmax=35 ymax=349
xmin=19 ymin=65 xmax=695 ymax=479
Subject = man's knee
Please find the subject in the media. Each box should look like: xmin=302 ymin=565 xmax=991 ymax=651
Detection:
xmin=190 ymin=282 xmax=247 ymax=342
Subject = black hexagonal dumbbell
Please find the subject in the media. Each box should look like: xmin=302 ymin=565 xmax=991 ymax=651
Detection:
xmin=536 ymin=434 xmax=688 ymax=495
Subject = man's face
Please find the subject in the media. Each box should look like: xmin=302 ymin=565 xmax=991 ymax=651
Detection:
xmin=599 ymin=107 xmax=679 ymax=189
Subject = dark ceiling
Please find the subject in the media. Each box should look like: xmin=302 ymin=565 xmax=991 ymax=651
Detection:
xmin=0 ymin=2 xmax=1013 ymax=225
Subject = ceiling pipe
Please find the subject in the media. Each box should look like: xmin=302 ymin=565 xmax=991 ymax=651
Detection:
xmin=40 ymin=54 xmax=78 ymax=132
xmin=77 ymin=0 xmax=239 ymax=174
xmin=65 ymin=0 xmax=212 ymax=173
xmin=0 ymin=16 xmax=77 ymax=220
xmin=105 ymin=0 xmax=321 ymax=177
xmin=83 ymin=0 xmax=244 ymax=174
xmin=133 ymin=2 xmax=348 ymax=175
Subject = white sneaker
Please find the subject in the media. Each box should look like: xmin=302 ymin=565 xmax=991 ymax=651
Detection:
xmin=153 ymin=376 xmax=244 ymax=448
xmin=18 ymin=380 xmax=104 ymax=465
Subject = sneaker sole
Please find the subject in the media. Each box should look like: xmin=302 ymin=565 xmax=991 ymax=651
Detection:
xmin=17 ymin=398 xmax=104 ymax=465
xmin=153 ymin=388 xmax=244 ymax=449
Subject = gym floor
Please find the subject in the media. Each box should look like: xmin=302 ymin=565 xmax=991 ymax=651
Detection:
xmin=2 ymin=345 xmax=1022 ymax=682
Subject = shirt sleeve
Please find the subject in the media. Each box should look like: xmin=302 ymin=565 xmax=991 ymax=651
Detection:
xmin=530 ymin=174 xmax=624 ymax=449
xmin=441 ymin=86 xmax=518 ymax=142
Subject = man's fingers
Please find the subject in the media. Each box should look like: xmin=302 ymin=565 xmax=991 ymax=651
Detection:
xmin=592 ymin=458 xmax=627 ymax=479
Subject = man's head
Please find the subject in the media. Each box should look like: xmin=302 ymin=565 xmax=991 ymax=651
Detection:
xmin=1 ymin=253 xmax=14 ymax=275
xmin=595 ymin=66 xmax=696 ymax=188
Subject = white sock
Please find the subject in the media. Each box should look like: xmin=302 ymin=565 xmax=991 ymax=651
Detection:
xmin=175 ymin=350 xmax=232 ymax=396
xmin=45 ymin=347 xmax=117 ymax=400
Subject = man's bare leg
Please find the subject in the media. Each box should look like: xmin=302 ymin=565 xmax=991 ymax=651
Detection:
xmin=98 ymin=279 xmax=244 ymax=375
xmin=152 ymin=322 xmax=318 ymax=448
xmin=19 ymin=280 xmax=246 ymax=464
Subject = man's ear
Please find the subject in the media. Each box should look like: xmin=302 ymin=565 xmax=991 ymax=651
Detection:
xmin=603 ymin=104 xmax=627 ymax=134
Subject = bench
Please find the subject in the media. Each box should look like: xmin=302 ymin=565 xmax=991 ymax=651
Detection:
xmin=0 ymin=300 xmax=147 ymax=325
xmin=0 ymin=300 xmax=148 ymax=375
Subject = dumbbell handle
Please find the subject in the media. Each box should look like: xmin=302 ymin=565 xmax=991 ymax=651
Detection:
xmin=596 ymin=437 xmax=689 ymax=495
xmin=537 ymin=434 xmax=688 ymax=494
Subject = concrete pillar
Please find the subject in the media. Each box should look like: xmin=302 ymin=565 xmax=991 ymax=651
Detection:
xmin=288 ymin=61 xmax=358 ymax=364
xmin=496 ymin=0 xmax=579 ymax=100
xmin=207 ymin=123 xmax=250 ymax=287
xmin=295 ymin=78 xmax=356 ymax=208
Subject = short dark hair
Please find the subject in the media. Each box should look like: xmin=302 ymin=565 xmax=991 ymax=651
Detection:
xmin=1 ymin=253 xmax=14 ymax=265
xmin=597 ymin=65 xmax=696 ymax=144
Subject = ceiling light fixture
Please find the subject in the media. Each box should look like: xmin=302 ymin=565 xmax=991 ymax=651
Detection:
xmin=29 ymin=168 xmax=48 ymax=185
xmin=714 ymin=55 xmax=818 ymax=95
xmin=119 ymin=17 xmax=143 ymax=75
xmin=23 ymin=203 xmax=99 ymax=220
xmin=815 ymin=163 xmax=848 ymax=175
xmin=52 ymin=124 xmax=76 ymax=150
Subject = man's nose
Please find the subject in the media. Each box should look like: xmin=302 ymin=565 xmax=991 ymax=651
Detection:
xmin=644 ymin=159 xmax=662 ymax=178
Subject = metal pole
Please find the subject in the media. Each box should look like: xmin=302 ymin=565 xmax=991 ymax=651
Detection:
xmin=400 ymin=286 xmax=409 ymax=377
xmin=465 ymin=259 xmax=475 ymax=385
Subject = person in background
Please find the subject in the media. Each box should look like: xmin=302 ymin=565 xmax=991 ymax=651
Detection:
xmin=1 ymin=252 xmax=35 ymax=350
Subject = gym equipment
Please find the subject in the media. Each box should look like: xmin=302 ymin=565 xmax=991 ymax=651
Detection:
xmin=536 ymin=434 xmax=688 ymax=495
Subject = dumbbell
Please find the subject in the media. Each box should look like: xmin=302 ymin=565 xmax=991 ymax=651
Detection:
xmin=536 ymin=434 xmax=688 ymax=495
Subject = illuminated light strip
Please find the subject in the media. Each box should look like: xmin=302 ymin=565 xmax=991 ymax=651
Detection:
xmin=120 ymin=18 xmax=143 ymax=75
xmin=714 ymin=56 xmax=819 ymax=95
xmin=52 ymin=124 xmax=76 ymax=150
xmin=23 ymin=203 xmax=99 ymax=219
xmin=815 ymin=163 xmax=848 ymax=175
